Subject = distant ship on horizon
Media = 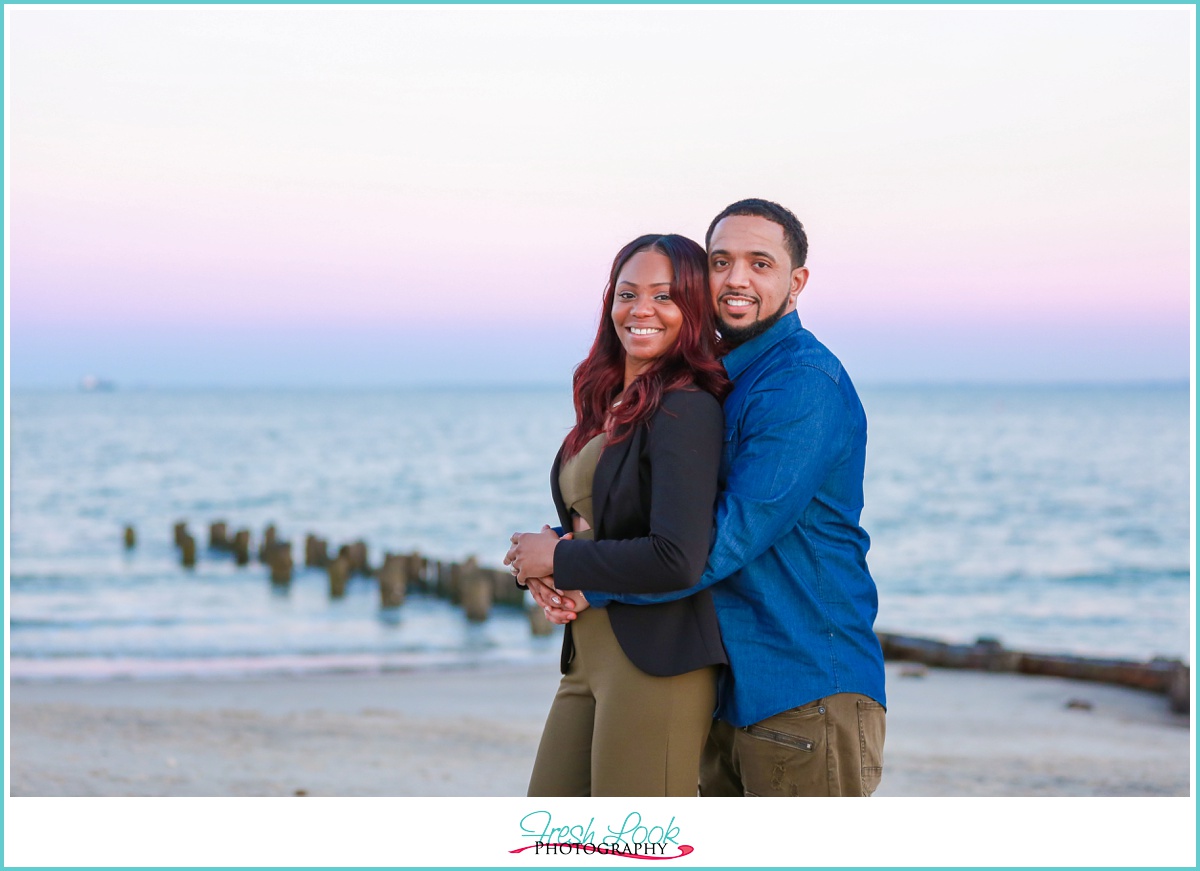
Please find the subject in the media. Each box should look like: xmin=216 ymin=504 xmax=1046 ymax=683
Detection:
xmin=79 ymin=375 xmax=116 ymax=392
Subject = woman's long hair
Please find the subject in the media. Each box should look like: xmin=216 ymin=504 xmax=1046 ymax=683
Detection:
xmin=562 ymin=234 xmax=730 ymax=460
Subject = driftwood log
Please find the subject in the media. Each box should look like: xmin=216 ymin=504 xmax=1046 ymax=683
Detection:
xmin=878 ymin=631 xmax=1189 ymax=715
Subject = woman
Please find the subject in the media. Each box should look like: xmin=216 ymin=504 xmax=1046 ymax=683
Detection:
xmin=505 ymin=233 xmax=729 ymax=797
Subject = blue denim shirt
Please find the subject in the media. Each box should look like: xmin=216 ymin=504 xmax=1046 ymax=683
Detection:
xmin=585 ymin=313 xmax=886 ymax=727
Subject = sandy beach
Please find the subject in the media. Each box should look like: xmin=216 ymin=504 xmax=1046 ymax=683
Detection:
xmin=9 ymin=661 xmax=1190 ymax=798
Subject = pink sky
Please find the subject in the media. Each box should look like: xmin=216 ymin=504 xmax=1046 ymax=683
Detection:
xmin=6 ymin=6 xmax=1193 ymax=385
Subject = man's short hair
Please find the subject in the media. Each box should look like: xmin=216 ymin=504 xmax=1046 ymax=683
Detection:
xmin=705 ymin=198 xmax=808 ymax=269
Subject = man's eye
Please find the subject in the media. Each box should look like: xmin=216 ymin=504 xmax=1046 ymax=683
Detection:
xmin=711 ymin=259 xmax=729 ymax=268
xmin=754 ymin=261 xmax=770 ymax=269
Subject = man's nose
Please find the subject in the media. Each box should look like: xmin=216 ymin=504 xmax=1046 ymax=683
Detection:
xmin=726 ymin=260 xmax=751 ymax=287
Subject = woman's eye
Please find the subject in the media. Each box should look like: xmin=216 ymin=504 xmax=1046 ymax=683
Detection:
xmin=654 ymin=293 xmax=672 ymax=302
xmin=617 ymin=291 xmax=635 ymax=300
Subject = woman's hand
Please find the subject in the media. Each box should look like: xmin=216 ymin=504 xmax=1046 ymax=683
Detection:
xmin=506 ymin=525 xmax=562 ymax=584
xmin=525 ymin=576 xmax=563 ymax=609
xmin=542 ymin=590 xmax=590 ymax=624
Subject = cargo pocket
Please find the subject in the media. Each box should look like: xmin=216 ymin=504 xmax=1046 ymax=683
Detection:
xmin=736 ymin=702 xmax=826 ymax=796
xmin=857 ymin=698 xmax=885 ymax=796
xmin=743 ymin=723 xmax=815 ymax=753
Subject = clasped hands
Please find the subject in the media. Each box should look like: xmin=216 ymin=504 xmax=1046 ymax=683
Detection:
xmin=505 ymin=526 xmax=589 ymax=624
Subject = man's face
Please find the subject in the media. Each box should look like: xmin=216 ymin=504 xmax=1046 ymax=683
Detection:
xmin=708 ymin=214 xmax=808 ymax=348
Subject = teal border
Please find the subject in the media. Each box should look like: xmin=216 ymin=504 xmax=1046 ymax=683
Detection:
xmin=0 ymin=2 xmax=1195 ymax=870
xmin=1 ymin=1 xmax=1198 ymax=5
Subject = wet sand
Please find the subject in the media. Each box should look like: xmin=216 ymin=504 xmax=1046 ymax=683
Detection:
xmin=9 ymin=661 xmax=1191 ymax=797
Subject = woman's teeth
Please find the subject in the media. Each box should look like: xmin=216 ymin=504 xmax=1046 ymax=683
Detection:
xmin=629 ymin=327 xmax=662 ymax=335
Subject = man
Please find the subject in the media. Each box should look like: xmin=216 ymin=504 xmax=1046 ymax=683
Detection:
xmin=521 ymin=198 xmax=886 ymax=797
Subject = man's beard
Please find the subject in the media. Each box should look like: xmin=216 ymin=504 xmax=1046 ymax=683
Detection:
xmin=716 ymin=293 xmax=791 ymax=349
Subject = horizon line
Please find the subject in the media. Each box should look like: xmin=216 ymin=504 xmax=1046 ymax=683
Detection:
xmin=6 ymin=378 xmax=1193 ymax=393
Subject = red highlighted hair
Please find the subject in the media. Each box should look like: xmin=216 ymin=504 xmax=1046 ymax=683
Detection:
xmin=562 ymin=234 xmax=730 ymax=460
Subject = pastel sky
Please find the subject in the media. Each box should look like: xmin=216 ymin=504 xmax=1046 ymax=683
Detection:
xmin=6 ymin=5 xmax=1194 ymax=387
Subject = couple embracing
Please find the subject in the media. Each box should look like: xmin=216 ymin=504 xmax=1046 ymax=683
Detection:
xmin=505 ymin=198 xmax=886 ymax=798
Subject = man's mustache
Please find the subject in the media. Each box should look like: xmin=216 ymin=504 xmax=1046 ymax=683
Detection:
xmin=717 ymin=291 xmax=759 ymax=303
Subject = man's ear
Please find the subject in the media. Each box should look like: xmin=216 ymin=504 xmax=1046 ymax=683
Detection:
xmin=788 ymin=267 xmax=810 ymax=309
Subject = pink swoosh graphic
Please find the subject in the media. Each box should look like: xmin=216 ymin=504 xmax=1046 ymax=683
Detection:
xmin=508 ymin=843 xmax=694 ymax=860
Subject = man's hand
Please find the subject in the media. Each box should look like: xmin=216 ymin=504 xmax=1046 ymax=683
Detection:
xmin=506 ymin=525 xmax=564 ymax=584
xmin=504 ymin=534 xmax=523 ymax=571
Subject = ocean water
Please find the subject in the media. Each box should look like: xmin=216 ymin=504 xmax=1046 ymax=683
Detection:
xmin=6 ymin=384 xmax=1192 ymax=680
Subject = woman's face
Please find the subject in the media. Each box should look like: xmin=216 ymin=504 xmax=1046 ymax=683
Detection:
xmin=611 ymin=249 xmax=683 ymax=377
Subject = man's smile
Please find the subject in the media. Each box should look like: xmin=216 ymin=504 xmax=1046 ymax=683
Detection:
xmin=719 ymin=293 xmax=758 ymax=315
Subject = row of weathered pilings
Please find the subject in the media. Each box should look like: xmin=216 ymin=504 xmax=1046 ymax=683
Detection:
xmin=127 ymin=522 xmax=1191 ymax=705
xmin=127 ymin=521 xmax=553 ymax=635
xmin=878 ymin=632 xmax=1190 ymax=715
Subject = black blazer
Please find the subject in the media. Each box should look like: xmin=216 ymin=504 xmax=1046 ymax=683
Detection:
xmin=550 ymin=388 xmax=728 ymax=677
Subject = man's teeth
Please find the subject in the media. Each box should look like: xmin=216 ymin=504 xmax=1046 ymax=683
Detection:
xmin=629 ymin=327 xmax=662 ymax=335
xmin=725 ymin=298 xmax=754 ymax=308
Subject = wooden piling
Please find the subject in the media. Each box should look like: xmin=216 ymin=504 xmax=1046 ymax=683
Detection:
xmin=269 ymin=542 xmax=293 ymax=586
xmin=305 ymin=534 xmax=329 ymax=568
xmin=433 ymin=560 xmax=453 ymax=601
xmin=403 ymin=552 xmax=428 ymax=593
xmin=337 ymin=541 xmax=369 ymax=576
xmin=528 ymin=603 xmax=555 ymax=636
xmin=209 ymin=521 xmax=229 ymax=550
xmin=446 ymin=560 xmax=468 ymax=605
xmin=259 ymin=524 xmax=277 ymax=563
xmin=328 ymin=555 xmax=350 ymax=599
xmin=232 ymin=529 xmax=251 ymax=566
xmin=123 ymin=525 xmax=136 ymax=549
xmin=173 ymin=521 xmax=188 ymax=547
xmin=461 ymin=560 xmax=492 ymax=622
xmin=350 ymin=540 xmax=368 ymax=575
xmin=180 ymin=532 xmax=197 ymax=568
xmin=379 ymin=554 xmax=407 ymax=608
xmin=491 ymin=568 xmax=525 ymax=607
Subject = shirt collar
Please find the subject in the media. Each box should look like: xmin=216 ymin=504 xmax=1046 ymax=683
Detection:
xmin=721 ymin=311 xmax=803 ymax=379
